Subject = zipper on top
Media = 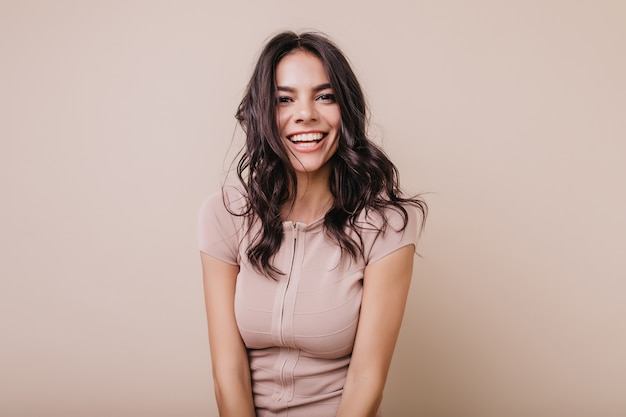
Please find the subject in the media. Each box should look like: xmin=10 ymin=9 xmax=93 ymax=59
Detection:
xmin=277 ymin=222 xmax=298 ymax=346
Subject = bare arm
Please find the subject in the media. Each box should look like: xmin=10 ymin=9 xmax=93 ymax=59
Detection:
xmin=336 ymin=244 xmax=415 ymax=417
xmin=201 ymin=252 xmax=256 ymax=417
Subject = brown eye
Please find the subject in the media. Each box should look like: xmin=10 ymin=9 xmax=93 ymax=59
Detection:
xmin=316 ymin=93 xmax=336 ymax=102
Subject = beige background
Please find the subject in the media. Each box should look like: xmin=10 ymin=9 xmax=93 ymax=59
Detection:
xmin=1 ymin=1 xmax=625 ymax=416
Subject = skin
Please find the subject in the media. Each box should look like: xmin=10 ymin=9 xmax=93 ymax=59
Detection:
xmin=275 ymin=50 xmax=341 ymax=223
xmin=201 ymin=50 xmax=415 ymax=417
xmin=201 ymin=254 xmax=255 ymax=417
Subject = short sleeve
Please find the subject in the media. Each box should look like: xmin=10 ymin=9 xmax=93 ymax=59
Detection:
xmin=365 ymin=204 xmax=420 ymax=265
xmin=197 ymin=190 xmax=244 ymax=265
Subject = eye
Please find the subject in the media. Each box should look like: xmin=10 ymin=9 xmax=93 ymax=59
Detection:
xmin=277 ymin=96 xmax=293 ymax=104
xmin=316 ymin=93 xmax=336 ymax=102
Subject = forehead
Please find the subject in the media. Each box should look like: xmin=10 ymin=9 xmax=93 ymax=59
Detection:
xmin=275 ymin=50 xmax=330 ymax=86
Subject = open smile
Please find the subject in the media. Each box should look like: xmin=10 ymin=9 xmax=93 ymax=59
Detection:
xmin=287 ymin=132 xmax=326 ymax=147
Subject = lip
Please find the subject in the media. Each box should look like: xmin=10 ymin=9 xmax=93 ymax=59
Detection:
xmin=287 ymin=139 xmax=326 ymax=153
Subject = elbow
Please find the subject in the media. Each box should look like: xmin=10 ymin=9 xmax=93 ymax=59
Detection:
xmin=211 ymin=365 xmax=254 ymax=415
xmin=344 ymin=371 xmax=386 ymax=399
xmin=212 ymin=363 xmax=252 ymax=394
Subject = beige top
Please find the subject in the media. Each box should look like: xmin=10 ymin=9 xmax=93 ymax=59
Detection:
xmin=199 ymin=188 xmax=419 ymax=417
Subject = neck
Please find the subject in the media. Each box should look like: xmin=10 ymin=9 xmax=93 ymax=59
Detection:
xmin=283 ymin=171 xmax=334 ymax=224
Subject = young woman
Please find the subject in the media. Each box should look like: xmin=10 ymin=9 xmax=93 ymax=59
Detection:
xmin=199 ymin=31 xmax=426 ymax=417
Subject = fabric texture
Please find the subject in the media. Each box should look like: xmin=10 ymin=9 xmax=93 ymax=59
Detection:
xmin=198 ymin=187 xmax=419 ymax=417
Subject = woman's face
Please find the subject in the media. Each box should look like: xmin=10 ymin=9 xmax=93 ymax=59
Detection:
xmin=275 ymin=50 xmax=341 ymax=178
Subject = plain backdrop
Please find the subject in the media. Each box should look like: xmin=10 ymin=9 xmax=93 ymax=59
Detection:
xmin=1 ymin=1 xmax=625 ymax=416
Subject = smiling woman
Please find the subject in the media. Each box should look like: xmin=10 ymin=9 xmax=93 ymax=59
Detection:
xmin=198 ymin=31 xmax=427 ymax=417
xmin=275 ymin=50 xmax=341 ymax=194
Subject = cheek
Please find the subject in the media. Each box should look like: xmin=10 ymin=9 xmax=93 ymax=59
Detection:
xmin=328 ymin=108 xmax=341 ymax=129
xmin=275 ymin=117 xmax=282 ymax=133
xmin=275 ymin=109 xmax=286 ymax=132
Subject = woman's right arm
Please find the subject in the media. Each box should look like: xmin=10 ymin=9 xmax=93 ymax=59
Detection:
xmin=201 ymin=252 xmax=256 ymax=417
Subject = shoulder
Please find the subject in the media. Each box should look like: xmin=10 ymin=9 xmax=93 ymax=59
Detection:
xmin=199 ymin=186 xmax=248 ymax=220
xmin=359 ymin=202 xmax=422 ymax=265
xmin=198 ymin=187 xmax=249 ymax=264
xmin=359 ymin=202 xmax=421 ymax=233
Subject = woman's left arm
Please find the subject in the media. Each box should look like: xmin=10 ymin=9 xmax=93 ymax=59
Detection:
xmin=336 ymin=244 xmax=415 ymax=417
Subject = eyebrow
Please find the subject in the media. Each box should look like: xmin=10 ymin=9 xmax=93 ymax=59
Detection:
xmin=276 ymin=83 xmax=332 ymax=93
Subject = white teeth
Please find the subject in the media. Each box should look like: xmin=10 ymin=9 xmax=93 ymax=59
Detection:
xmin=292 ymin=141 xmax=318 ymax=148
xmin=289 ymin=132 xmax=324 ymax=142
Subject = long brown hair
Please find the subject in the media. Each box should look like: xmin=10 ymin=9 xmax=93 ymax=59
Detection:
xmin=232 ymin=31 xmax=426 ymax=276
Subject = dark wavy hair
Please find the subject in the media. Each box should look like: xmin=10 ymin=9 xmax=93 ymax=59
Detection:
xmin=231 ymin=30 xmax=427 ymax=276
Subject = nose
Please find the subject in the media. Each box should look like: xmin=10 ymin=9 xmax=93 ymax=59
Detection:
xmin=295 ymin=100 xmax=317 ymax=123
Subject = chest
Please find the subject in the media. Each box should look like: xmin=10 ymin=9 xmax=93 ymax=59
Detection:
xmin=234 ymin=224 xmax=365 ymax=359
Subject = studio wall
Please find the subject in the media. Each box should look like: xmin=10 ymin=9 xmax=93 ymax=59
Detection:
xmin=1 ymin=1 xmax=625 ymax=416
